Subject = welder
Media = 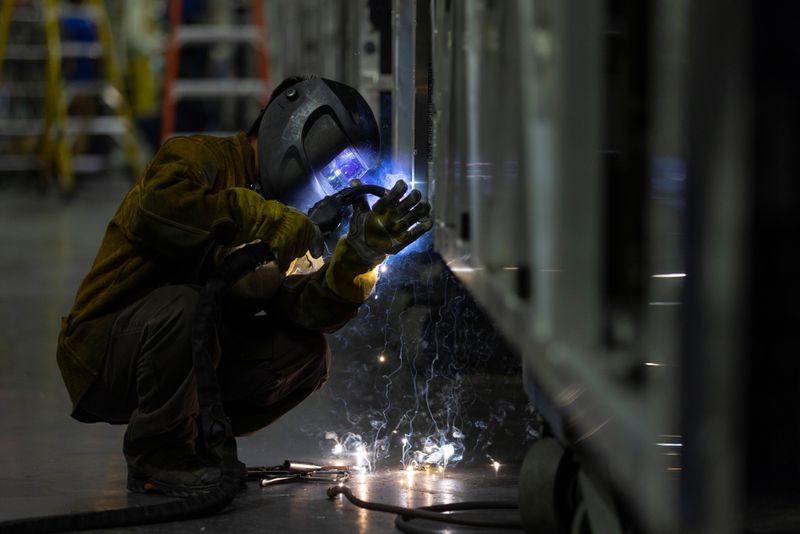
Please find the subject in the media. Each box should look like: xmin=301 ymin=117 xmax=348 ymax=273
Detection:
xmin=56 ymin=76 xmax=432 ymax=497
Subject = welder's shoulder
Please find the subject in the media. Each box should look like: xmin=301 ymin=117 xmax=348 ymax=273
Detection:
xmin=153 ymin=135 xmax=228 ymax=166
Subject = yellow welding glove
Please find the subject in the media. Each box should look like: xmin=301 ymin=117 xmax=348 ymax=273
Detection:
xmin=345 ymin=179 xmax=433 ymax=266
xmin=324 ymin=237 xmax=382 ymax=303
xmin=244 ymin=198 xmax=323 ymax=272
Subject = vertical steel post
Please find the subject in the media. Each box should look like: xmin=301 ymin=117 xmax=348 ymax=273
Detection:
xmin=391 ymin=0 xmax=414 ymax=177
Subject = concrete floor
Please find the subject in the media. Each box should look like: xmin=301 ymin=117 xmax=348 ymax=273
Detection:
xmin=0 ymin=175 xmax=528 ymax=533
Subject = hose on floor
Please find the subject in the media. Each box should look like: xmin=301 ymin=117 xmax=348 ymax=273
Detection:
xmin=327 ymin=484 xmax=522 ymax=533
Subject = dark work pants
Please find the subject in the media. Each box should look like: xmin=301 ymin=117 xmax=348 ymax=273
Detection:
xmin=77 ymin=285 xmax=330 ymax=469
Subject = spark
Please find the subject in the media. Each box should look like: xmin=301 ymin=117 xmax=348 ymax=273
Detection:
xmin=333 ymin=443 xmax=344 ymax=455
xmin=493 ymin=461 xmax=501 ymax=471
xmin=442 ymin=444 xmax=455 ymax=461
xmin=312 ymin=188 xmax=538 ymax=474
xmin=652 ymin=273 xmax=686 ymax=278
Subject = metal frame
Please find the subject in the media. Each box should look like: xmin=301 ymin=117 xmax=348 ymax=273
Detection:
xmin=424 ymin=0 xmax=700 ymax=531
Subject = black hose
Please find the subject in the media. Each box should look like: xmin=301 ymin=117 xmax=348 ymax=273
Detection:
xmin=327 ymin=484 xmax=522 ymax=532
xmin=0 ymin=244 xmax=275 ymax=534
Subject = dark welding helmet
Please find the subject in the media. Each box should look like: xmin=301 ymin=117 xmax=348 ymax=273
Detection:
xmin=257 ymin=77 xmax=380 ymax=212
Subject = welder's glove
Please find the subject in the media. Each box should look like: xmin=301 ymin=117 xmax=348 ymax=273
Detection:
xmin=248 ymin=199 xmax=323 ymax=272
xmin=346 ymin=180 xmax=433 ymax=267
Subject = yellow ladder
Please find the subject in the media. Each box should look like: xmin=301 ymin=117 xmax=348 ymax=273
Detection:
xmin=0 ymin=0 xmax=144 ymax=194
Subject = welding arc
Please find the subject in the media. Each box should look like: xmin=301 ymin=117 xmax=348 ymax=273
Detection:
xmin=328 ymin=485 xmax=521 ymax=531
xmin=0 ymin=243 xmax=275 ymax=534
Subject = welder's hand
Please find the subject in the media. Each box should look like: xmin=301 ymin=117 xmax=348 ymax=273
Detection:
xmin=257 ymin=200 xmax=323 ymax=271
xmin=346 ymin=180 xmax=433 ymax=266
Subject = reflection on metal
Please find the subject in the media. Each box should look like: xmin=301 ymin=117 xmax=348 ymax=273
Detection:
xmin=575 ymin=418 xmax=612 ymax=445
xmin=391 ymin=0 xmax=414 ymax=177
xmin=425 ymin=0 xmax=693 ymax=531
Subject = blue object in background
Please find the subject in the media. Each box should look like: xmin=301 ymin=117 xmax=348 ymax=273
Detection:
xmin=60 ymin=11 xmax=98 ymax=80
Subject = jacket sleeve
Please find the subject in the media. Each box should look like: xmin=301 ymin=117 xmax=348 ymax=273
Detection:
xmin=126 ymin=137 xmax=287 ymax=257
xmin=268 ymin=238 xmax=379 ymax=333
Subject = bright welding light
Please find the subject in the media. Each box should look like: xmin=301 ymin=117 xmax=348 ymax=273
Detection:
xmin=332 ymin=443 xmax=344 ymax=455
xmin=442 ymin=444 xmax=455 ymax=461
xmin=379 ymin=263 xmax=388 ymax=273
xmin=493 ymin=461 xmax=501 ymax=471
xmin=354 ymin=445 xmax=369 ymax=469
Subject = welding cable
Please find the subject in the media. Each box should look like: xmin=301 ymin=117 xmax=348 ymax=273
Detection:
xmin=327 ymin=484 xmax=522 ymax=532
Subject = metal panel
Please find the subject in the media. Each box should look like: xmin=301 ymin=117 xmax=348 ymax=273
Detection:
xmin=430 ymin=0 xmax=533 ymax=351
xmin=429 ymin=0 xmax=690 ymax=531
xmin=391 ymin=0 xmax=414 ymax=177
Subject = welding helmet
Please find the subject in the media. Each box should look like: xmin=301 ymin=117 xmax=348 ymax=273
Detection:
xmin=257 ymin=77 xmax=380 ymax=212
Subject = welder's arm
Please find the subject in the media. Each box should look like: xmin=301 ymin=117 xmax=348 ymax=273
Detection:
xmin=268 ymin=180 xmax=433 ymax=333
xmin=127 ymin=137 xmax=317 ymax=270
xmin=268 ymin=238 xmax=378 ymax=333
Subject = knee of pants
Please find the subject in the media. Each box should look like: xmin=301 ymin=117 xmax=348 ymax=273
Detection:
xmin=311 ymin=334 xmax=331 ymax=390
xmin=147 ymin=285 xmax=221 ymax=368
xmin=285 ymin=328 xmax=330 ymax=390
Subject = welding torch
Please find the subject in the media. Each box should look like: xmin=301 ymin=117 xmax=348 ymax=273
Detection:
xmin=307 ymin=183 xmax=387 ymax=236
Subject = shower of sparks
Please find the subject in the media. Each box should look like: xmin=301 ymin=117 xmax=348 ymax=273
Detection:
xmin=309 ymin=169 xmax=539 ymax=474
xmin=487 ymin=455 xmax=502 ymax=472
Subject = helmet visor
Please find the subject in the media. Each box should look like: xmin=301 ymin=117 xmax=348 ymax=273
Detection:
xmin=315 ymin=147 xmax=369 ymax=194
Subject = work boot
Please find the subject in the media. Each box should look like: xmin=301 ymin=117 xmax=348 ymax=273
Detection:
xmin=196 ymin=439 xmax=248 ymax=488
xmin=127 ymin=450 xmax=222 ymax=497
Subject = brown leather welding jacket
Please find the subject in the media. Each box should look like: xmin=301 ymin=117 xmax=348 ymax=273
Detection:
xmin=57 ymin=132 xmax=379 ymax=412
